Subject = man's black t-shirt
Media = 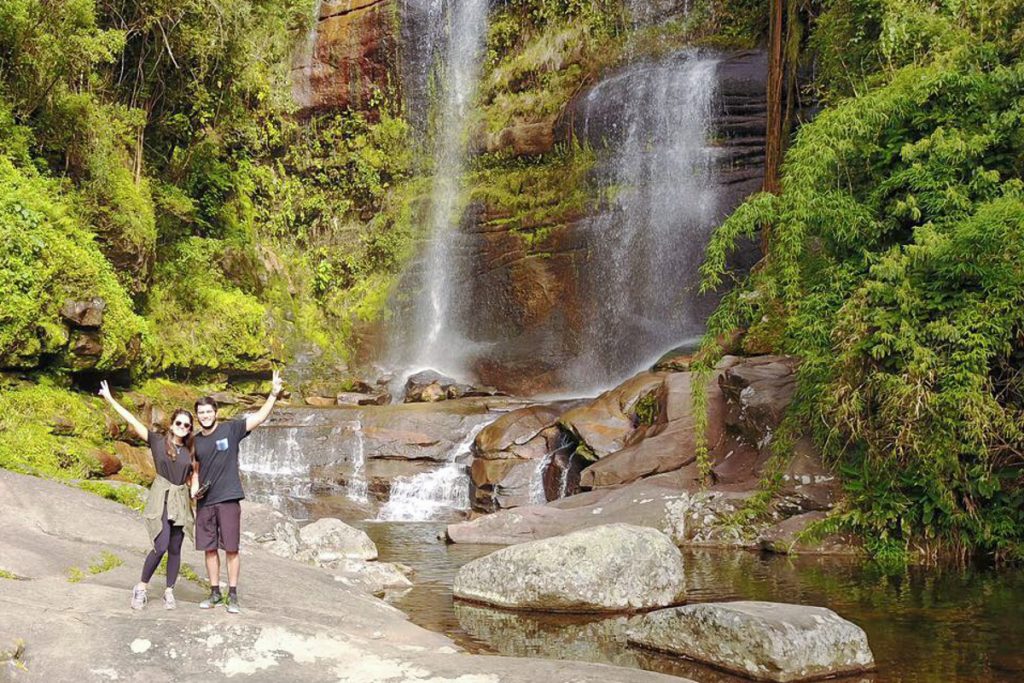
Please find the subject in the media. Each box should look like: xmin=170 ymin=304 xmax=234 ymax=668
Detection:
xmin=195 ymin=419 xmax=248 ymax=507
xmin=147 ymin=430 xmax=193 ymax=486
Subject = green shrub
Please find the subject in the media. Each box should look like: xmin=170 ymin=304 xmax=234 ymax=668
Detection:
xmin=698 ymin=7 xmax=1024 ymax=561
xmin=0 ymin=156 xmax=148 ymax=369
xmin=146 ymin=238 xmax=270 ymax=372
xmin=0 ymin=383 xmax=110 ymax=480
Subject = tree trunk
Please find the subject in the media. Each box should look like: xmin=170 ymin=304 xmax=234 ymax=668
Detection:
xmin=764 ymin=0 xmax=785 ymax=199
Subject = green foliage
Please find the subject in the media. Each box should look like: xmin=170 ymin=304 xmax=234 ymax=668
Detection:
xmin=633 ymin=389 xmax=660 ymax=426
xmin=699 ymin=3 xmax=1024 ymax=560
xmin=0 ymin=569 xmax=18 ymax=580
xmin=0 ymin=156 xmax=148 ymax=369
xmin=0 ymin=383 xmax=110 ymax=480
xmin=146 ymin=237 xmax=271 ymax=372
xmin=469 ymin=145 xmax=598 ymax=245
xmin=77 ymin=481 xmax=146 ymax=510
xmin=88 ymin=550 xmax=123 ymax=574
xmin=66 ymin=550 xmax=123 ymax=582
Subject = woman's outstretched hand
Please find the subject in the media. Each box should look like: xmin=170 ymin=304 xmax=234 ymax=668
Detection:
xmin=98 ymin=380 xmax=113 ymax=401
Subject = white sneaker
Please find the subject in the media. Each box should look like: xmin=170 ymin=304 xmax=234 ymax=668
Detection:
xmin=131 ymin=585 xmax=147 ymax=610
xmin=163 ymin=588 xmax=176 ymax=610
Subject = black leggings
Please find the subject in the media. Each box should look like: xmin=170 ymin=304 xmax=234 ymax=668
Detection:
xmin=141 ymin=501 xmax=185 ymax=587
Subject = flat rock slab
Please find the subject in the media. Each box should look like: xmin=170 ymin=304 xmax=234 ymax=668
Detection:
xmin=0 ymin=470 xmax=686 ymax=683
xmin=453 ymin=523 xmax=686 ymax=613
xmin=628 ymin=601 xmax=875 ymax=682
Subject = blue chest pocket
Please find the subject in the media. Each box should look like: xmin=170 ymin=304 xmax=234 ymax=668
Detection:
xmin=215 ymin=438 xmax=230 ymax=452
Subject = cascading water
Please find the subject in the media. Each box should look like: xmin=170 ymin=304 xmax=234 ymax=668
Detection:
xmin=388 ymin=0 xmax=490 ymax=383
xmin=566 ymin=50 xmax=722 ymax=390
xmin=289 ymin=0 xmax=324 ymax=110
xmin=346 ymin=420 xmax=369 ymax=504
xmin=377 ymin=416 xmax=497 ymax=521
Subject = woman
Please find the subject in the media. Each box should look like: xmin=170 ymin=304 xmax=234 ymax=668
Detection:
xmin=99 ymin=380 xmax=198 ymax=610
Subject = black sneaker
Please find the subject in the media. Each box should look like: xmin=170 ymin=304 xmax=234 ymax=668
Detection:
xmin=199 ymin=591 xmax=223 ymax=609
xmin=226 ymin=593 xmax=241 ymax=614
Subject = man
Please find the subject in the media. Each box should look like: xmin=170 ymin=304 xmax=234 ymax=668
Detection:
xmin=193 ymin=370 xmax=283 ymax=614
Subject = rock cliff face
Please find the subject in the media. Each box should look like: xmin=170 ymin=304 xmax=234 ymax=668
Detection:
xmin=290 ymin=0 xmax=398 ymax=116
xmin=460 ymin=50 xmax=768 ymax=394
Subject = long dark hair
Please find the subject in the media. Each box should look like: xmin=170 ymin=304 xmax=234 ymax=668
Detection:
xmin=166 ymin=409 xmax=196 ymax=462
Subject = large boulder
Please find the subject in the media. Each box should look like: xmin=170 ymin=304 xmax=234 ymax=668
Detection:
xmin=718 ymin=355 xmax=798 ymax=448
xmin=470 ymin=404 xmax=575 ymax=512
xmin=559 ymin=373 xmax=666 ymax=459
xmin=628 ymin=601 xmax=875 ymax=682
xmin=453 ymin=523 xmax=685 ymax=612
xmin=242 ymin=502 xmax=303 ymax=559
xmin=297 ymin=517 xmax=378 ymax=562
xmin=579 ymin=360 xmax=759 ymax=489
xmin=474 ymin=405 xmax=566 ymax=460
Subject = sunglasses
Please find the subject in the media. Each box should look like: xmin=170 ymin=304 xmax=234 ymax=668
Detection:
xmin=172 ymin=420 xmax=192 ymax=429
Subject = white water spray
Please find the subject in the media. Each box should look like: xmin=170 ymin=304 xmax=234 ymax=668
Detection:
xmin=377 ymin=416 xmax=496 ymax=521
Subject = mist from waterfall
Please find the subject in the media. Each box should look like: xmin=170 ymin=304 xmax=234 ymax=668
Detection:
xmin=566 ymin=51 xmax=722 ymax=390
xmin=388 ymin=0 xmax=490 ymax=383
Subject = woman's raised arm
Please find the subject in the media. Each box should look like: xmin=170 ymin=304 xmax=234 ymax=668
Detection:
xmin=98 ymin=380 xmax=149 ymax=442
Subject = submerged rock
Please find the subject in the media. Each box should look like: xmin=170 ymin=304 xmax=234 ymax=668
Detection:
xmin=628 ymin=601 xmax=875 ymax=682
xmin=453 ymin=523 xmax=686 ymax=612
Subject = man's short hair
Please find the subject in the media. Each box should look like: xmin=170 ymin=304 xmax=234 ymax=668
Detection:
xmin=195 ymin=396 xmax=219 ymax=413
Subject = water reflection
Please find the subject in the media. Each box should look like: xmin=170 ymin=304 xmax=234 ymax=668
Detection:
xmin=358 ymin=522 xmax=1024 ymax=683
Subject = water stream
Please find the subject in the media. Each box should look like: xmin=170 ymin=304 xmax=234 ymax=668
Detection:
xmin=238 ymin=408 xmax=1024 ymax=682
xmin=355 ymin=521 xmax=1024 ymax=683
xmin=389 ymin=0 xmax=490 ymax=382
xmin=567 ymin=50 xmax=723 ymax=390
xmin=377 ymin=416 xmax=497 ymax=521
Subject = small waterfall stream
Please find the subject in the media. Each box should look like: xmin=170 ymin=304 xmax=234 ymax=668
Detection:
xmin=378 ymin=416 xmax=497 ymax=521
xmin=343 ymin=420 xmax=369 ymax=504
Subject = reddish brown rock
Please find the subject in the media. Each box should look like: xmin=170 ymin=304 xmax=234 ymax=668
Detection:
xmin=474 ymin=406 xmax=565 ymax=460
xmin=70 ymin=331 xmax=103 ymax=358
xmin=89 ymin=449 xmax=123 ymax=477
xmin=580 ymin=362 xmax=759 ymax=490
xmin=718 ymin=355 xmax=798 ymax=448
xmin=558 ymin=373 xmax=666 ymax=459
xmin=291 ymin=0 xmax=397 ymax=115
xmin=483 ymin=120 xmax=555 ymax=157
xmin=113 ymin=441 xmax=155 ymax=483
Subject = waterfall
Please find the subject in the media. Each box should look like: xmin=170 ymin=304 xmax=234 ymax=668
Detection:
xmin=529 ymin=450 xmax=554 ymax=505
xmin=290 ymin=0 xmax=323 ymax=110
xmin=239 ymin=420 xmax=318 ymax=508
xmin=567 ymin=51 xmax=722 ymax=390
xmin=389 ymin=0 xmax=490 ymax=382
xmin=377 ymin=416 xmax=496 ymax=521
xmin=346 ymin=420 xmax=369 ymax=504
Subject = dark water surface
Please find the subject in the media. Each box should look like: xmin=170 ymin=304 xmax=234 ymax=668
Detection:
xmin=350 ymin=521 xmax=1024 ymax=683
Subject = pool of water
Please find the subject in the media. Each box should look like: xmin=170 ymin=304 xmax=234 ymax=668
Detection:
xmin=349 ymin=521 xmax=1024 ymax=683
xmin=248 ymin=484 xmax=1024 ymax=683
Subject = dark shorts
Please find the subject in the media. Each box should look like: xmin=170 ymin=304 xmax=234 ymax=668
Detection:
xmin=195 ymin=500 xmax=241 ymax=552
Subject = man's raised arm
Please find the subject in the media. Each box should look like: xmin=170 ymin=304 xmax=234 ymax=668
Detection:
xmin=245 ymin=370 xmax=284 ymax=432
